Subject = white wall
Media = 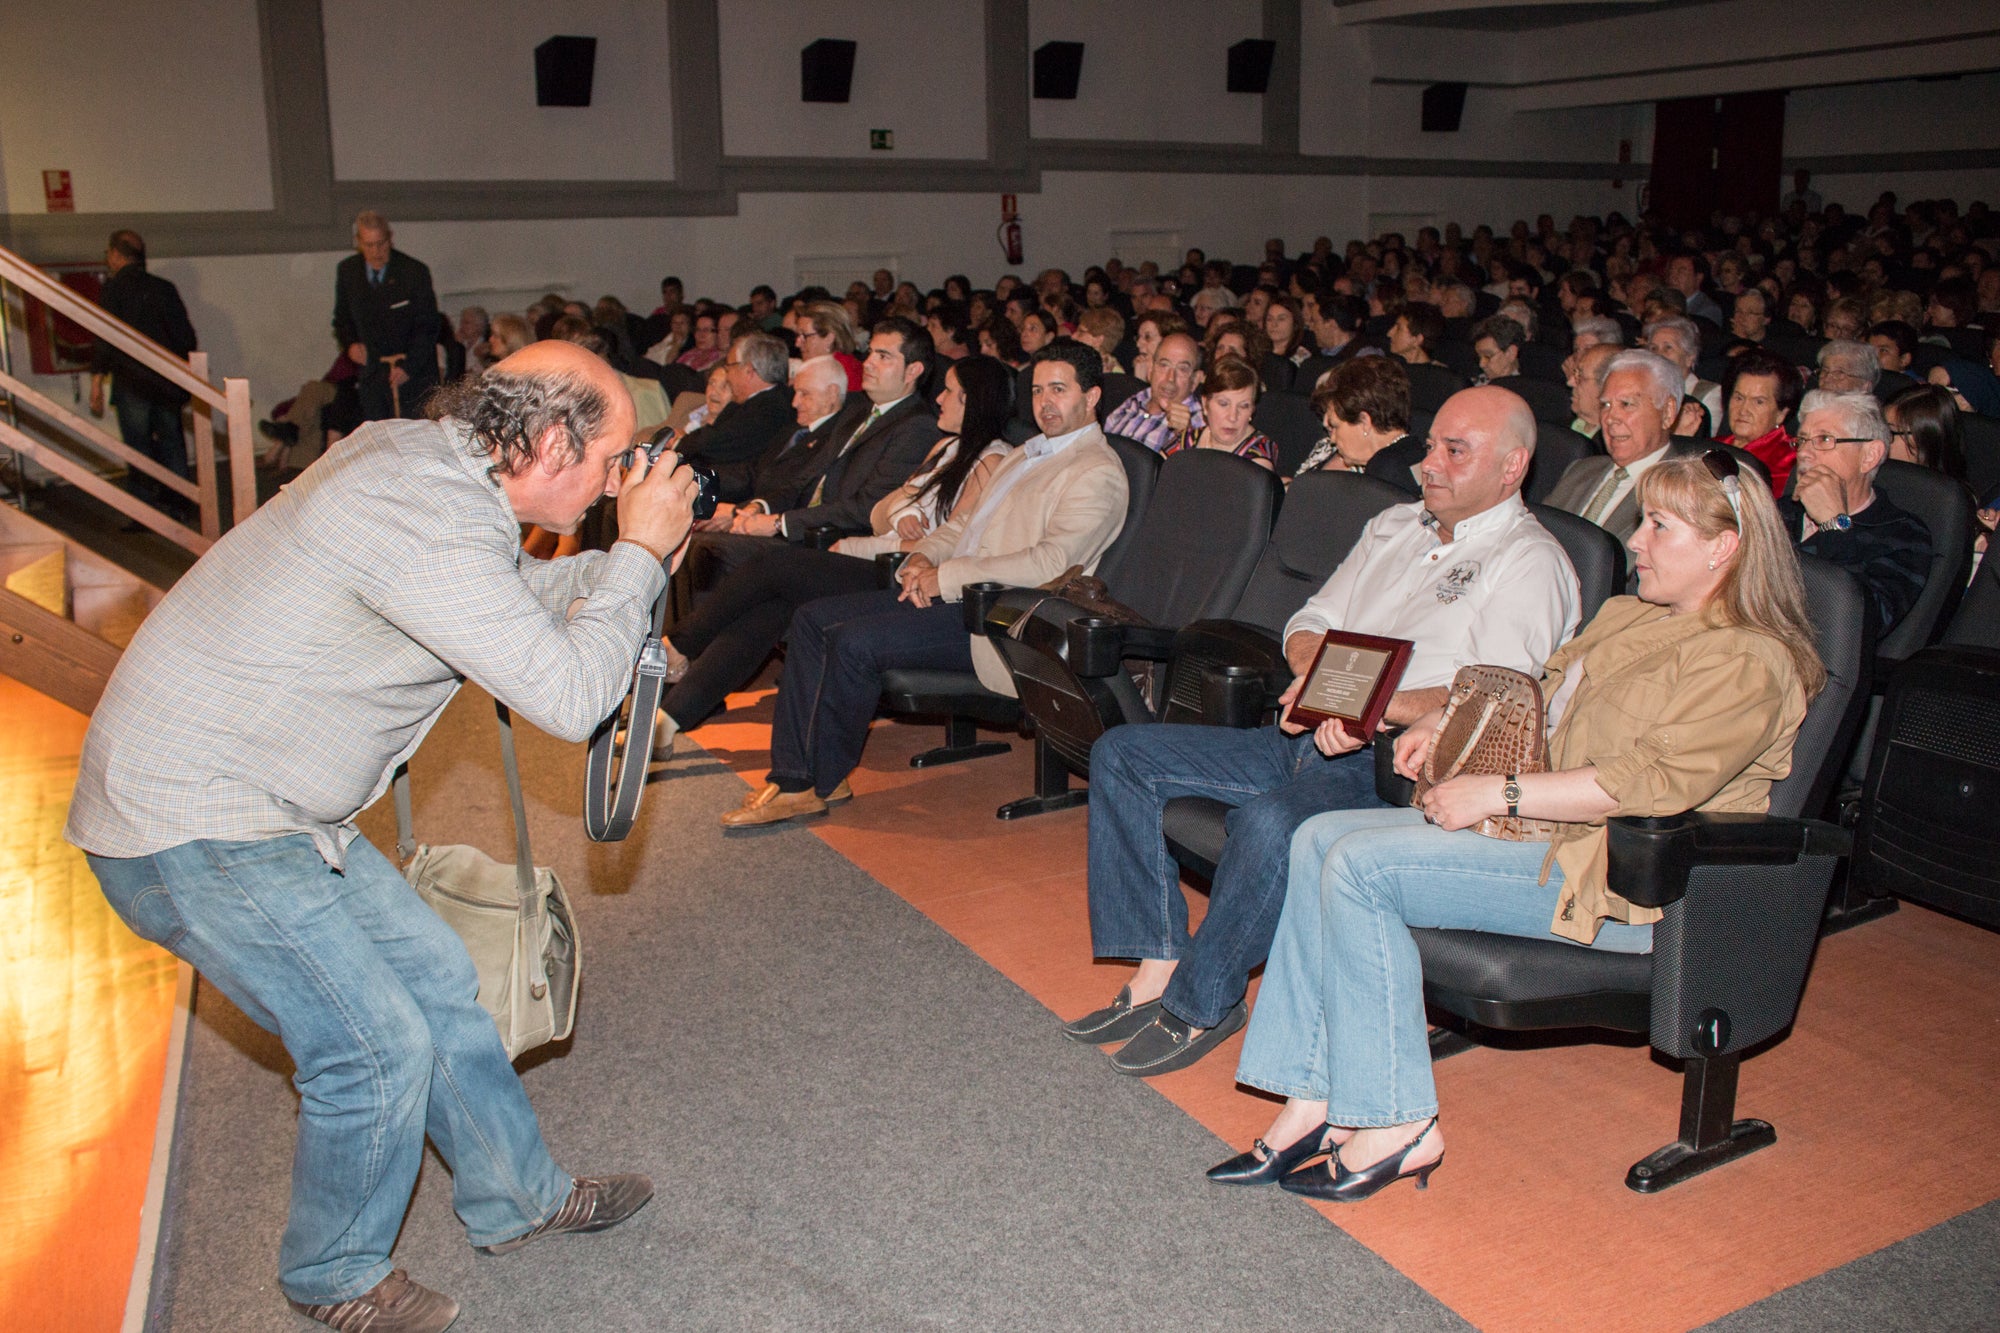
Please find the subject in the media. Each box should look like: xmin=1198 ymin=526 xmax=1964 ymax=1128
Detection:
xmin=718 ymin=0 xmax=986 ymax=159
xmin=323 ymin=0 xmax=675 ymax=181
xmin=0 ymin=0 xmax=272 ymax=213
xmin=1785 ymin=73 xmax=2000 ymax=158
xmin=1029 ymin=0 xmax=1265 ymax=144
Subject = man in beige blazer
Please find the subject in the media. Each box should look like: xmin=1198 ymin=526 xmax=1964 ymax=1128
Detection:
xmin=721 ymin=341 xmax=1130 ymax=827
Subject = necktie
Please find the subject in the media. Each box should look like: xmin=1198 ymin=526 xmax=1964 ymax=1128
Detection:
xmin=810 ymin=408 xmax=883 ymax=505
xmin=1581 ymin=464 xmax=1629 ymax=525
xmin=369 ymin=267 xmax=382 ymax=287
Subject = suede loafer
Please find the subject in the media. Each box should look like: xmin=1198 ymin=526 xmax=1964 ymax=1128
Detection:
xmin=1108 ymin=1001 xmax=1247 ymax=1077
xmin=1060 ymin=986 xmax=1164 ymax=1044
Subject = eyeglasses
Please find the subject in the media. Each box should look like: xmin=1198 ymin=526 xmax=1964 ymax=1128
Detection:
xmin=1796 ymin=433 xmax=1875 ymax=449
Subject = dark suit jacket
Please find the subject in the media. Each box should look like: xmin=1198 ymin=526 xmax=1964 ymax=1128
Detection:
xmin=1363 ymin=435 xmax=1427 ymax=498
xmin=776 ymin=394 xmax=941 ymax=539
xmin=743 ymin=404 xmax=861 ymax=514
xmin=679 ymin=383 xmax=798 ymax=499
xmin=332 ymin=249 xmax=440 ymax=384
xmin=93 ymin=265 xmax=197 ymax=405
xmin=1543 ymin=444 xmax=1702 ymax=542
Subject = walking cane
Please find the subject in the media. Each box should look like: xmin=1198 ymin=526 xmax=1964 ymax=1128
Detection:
xmin=380 ymin=353 xmax=407 ymax=417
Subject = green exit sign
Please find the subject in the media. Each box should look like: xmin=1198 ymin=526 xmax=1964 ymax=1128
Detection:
xmin=870 ymin=129 xmax=894 ymax=151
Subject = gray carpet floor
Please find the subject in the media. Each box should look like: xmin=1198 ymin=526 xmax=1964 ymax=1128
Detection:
xmin=143 ymin=689 xmax=1466 ymax=1332
xmin=1698 ymin=1198 xmax=2000 ymax=1332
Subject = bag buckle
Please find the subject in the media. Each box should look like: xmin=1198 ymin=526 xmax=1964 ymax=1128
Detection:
xmin=634 ymin=638 xmax=671 ymax=681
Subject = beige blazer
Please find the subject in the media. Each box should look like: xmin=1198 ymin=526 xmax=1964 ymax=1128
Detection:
xmin=1537 ymin=597 xmax=1809 ymax=943
xmin=912 ymin=424 xmax=1129 ymax=694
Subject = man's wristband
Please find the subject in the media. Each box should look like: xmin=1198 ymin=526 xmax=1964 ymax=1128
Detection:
xmin=616 ymin=535 xmax=672 ymax=563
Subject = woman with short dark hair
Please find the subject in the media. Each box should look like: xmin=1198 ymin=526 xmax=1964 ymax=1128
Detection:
xmin=1164 ymin=355 xmax=1274 ymax=470
xmin=1717 ymin=348 xmax=1804 ymax=495
xmin=1294 ymin=356 xmax=1412 ymax=479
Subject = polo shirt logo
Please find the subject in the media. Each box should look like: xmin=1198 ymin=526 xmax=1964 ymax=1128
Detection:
xmin=1435 ymin=560 xmax=1482 ymax=603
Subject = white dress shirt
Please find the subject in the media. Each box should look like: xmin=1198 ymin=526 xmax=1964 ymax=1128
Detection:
xmin=1282 ymin=494 xmax=1581 ymax=691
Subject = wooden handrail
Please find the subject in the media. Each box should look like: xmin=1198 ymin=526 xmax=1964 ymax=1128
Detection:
xmin=0 ymin=242 xmax=224 ymax=410
xmin=0 ymin=367 xmax=199 ymax=502
xmin=0 ymin=418 xmax=210 ymax=553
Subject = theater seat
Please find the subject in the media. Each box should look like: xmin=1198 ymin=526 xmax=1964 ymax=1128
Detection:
xmin=1525 ymin=425 xmax=1597 ymax=506
xmin=1251 ymin=389 xmax=1325 ymax=476
xmin=978 ymin=450 xmax=1281 ymax=817
xmin=876 ymin=434 xmax=1161 ymax=769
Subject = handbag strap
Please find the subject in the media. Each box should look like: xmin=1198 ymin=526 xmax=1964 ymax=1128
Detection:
xmin=491 ymin=699 xmax=538 ymax=910
xmin=391 ymin=697 xmax=539 ymax=912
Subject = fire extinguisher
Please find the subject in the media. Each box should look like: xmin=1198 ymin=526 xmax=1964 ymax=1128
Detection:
xmin=998 ymin=194 xmax=1023 ymax=266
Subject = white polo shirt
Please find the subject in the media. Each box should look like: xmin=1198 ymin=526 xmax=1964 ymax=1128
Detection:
xmin=1283 ymin=494 xmax=1582 ymax=690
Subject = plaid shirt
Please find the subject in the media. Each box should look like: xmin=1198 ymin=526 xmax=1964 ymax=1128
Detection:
xmin=67 ymin=417 xmax=665 ymax=866
xmin=1102 ymin=393 xmax=1203 ymax=453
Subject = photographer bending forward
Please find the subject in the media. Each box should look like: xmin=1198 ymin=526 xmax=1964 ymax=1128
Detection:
xmin=66 ymin=342 xmax=700 ymax=1332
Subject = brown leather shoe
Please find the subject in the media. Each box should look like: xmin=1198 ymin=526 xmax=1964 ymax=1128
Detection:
xmin=286 ymin=1269 xmax=458 ymax=1332
xmin=823 ymin=779 xmax=854 ymax=805
xmin=478 ymin=1174 xmax=654 ymax=1255
xmin=720 ymin=782 xmax=830 ymax=827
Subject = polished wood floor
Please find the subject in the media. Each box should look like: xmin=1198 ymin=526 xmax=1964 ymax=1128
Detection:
xmin=0 ymin=677 xmax=178 ymax=1333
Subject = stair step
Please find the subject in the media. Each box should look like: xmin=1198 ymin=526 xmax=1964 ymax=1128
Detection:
xmin=2 ymin=547 xmax=68 ymax=619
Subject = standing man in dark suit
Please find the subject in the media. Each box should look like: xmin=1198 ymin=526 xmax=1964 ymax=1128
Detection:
xmin=333 ymin=211 xmax=441 ymax=421
xmin=89 ymin=229 xmax=198 ymax=519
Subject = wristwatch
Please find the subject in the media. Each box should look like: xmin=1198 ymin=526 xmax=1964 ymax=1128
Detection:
xmin=1503 ymin=774 xmax=1522 ymax=819
xmin=1828 ymin=513 xmax=1853 ymax=532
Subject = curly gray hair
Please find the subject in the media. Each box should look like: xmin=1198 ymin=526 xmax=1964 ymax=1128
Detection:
xmin=428 ymin=367 xmax=612 ymax=479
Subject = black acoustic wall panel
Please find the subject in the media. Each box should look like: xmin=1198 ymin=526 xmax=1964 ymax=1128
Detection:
xmin=1422 ymin=82 xmax=1468 ymax=133
xmin=801 ymin=38 xmax=858 ymax=103
xmin=1034 ymin=41 xmax=1085 ymax=100
xmin=534 ymin=36 xmax=597 ymax=108
xmin=1227 ymin=39 xmax=1276 ymax=94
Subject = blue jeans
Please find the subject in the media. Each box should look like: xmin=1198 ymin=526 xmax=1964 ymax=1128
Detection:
xmin=114 ymin=394 xmax=189 ymax=511
xmin=1084 ymin=723 xmax=1385 ymax=1029
xmin=1236 ymin=808 xmax=1653 ymax=1126
xmin=768 ymin=589 xmax=973 ymax=797
xmin=87 ymin=835 xmax=569 ymax=1304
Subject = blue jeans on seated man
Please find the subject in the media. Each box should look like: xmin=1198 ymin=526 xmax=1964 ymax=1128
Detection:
xmin=1085 ymin=721 xmax=1389 ymax=1032
xmin=768 ymin=588 xmax=974 ymax=798
xmin=1236 ymin=807 xmax=1652 ymax=1126
xmin=87 ymin=834 xmax=569 ymax=1305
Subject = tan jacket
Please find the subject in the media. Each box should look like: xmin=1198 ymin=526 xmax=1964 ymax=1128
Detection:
xmin=912 ymin=424 xmax=1129 ymax=694
xmin=1536 ymin=596 xmax=1810 ymax=943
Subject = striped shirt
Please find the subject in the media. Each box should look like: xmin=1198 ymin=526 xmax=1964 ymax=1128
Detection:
xmin=66 ymin=416 xmax=665 ymax=866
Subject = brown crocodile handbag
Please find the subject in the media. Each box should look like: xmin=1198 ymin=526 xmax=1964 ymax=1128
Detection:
xmin=1411 ymin=665 xmax=1558 ymax=842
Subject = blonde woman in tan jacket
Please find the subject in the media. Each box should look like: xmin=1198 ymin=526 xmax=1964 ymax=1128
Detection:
xmin=1212 ymin=451 xmax=1825 ymax=1201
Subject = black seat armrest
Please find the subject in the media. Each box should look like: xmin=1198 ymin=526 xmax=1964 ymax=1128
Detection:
xmin=962 ymin=581 xmax=1019 ymax=635
xmin=1066 ymin=617 xmax=1179 ymax=675
xmin=1373 ymin=728 xmax=1415 ymax=807
xmin=1607 ymin=812 xmax=1852 ymax=908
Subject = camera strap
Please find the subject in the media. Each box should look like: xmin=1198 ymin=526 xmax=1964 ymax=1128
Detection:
xmin=582 ymin=585 xmax=672 ymax=842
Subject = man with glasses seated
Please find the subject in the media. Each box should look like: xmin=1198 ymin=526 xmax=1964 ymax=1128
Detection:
xmin=1781 ymin=390 xmax=1932 ymax=637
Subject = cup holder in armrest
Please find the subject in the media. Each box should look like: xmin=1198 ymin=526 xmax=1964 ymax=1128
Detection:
xmin=875 ymin=551 xmax=910 ymax=589
xmin=1066 ymin=616 xmax=1129 ymax=677
xmin=1201 ymin=664 xmax=1267 ymax=728
xmin=961 ymin=581 xmax=1009 ymax=634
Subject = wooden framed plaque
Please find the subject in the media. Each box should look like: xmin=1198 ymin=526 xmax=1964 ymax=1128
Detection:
xmin=1285 ymin=630 xmax=1414 ymax=739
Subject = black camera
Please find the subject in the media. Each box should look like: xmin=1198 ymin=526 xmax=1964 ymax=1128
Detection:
xmin=622 ymin=425 xmax=717 ymax=521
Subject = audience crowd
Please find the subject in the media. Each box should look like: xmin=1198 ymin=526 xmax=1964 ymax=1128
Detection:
xmin=308 ymin=184 xmax=2000 ymax=1214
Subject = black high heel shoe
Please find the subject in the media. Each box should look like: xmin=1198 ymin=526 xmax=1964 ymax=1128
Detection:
xmin=1279 ymin=1118 xmax=1441 ymax=1202
xmin=1206 ymin=1128 xmax=1335 ymax=1186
